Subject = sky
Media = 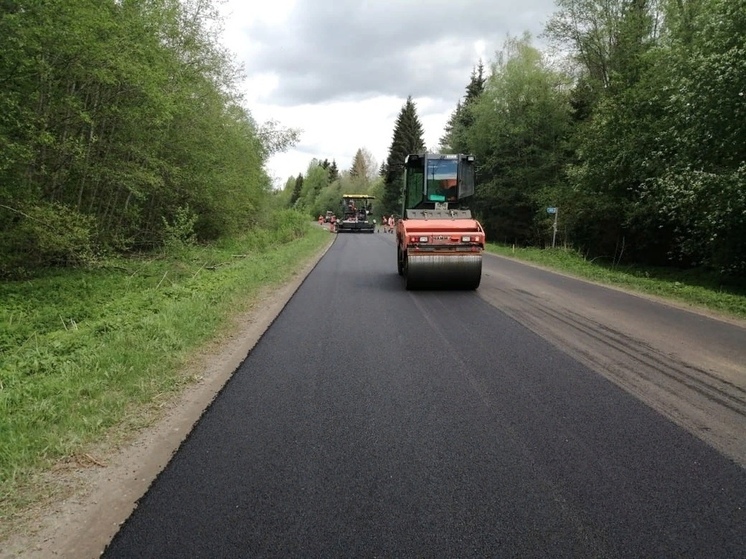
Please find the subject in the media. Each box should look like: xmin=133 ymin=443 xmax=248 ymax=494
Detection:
xmin=217 ymin=0 xmax=559 ymax=187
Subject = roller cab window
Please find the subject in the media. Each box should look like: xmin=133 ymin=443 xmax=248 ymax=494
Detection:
xmin=425 ymin=158 xmax=458 ymax=202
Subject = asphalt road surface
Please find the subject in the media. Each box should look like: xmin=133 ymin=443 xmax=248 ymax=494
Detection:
xmin=104 ymin=232 xmax=746 ymax=558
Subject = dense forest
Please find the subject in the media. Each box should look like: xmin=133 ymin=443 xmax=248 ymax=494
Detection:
xmin=2 ymin=0 xmax=743 ymax=280
xmin=0 ymin=0 xmax=297 ymax=278
xmin=287 ymin=0 xmax=745 ymax=279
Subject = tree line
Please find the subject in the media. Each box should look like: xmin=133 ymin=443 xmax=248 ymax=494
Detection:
xmin=278 ymin=148 xmax=384 ymax=221
xmin=0 ymin=0 xmax=296 ymax=278
xmin=290 ymin=0 xmax=743 ymax=279
xmin=442 ymin=0 xmax=745 ymax=277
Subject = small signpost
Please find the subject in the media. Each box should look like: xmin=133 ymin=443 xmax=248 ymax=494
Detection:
xmin=547 ymin=207 xmax=558 ymax=248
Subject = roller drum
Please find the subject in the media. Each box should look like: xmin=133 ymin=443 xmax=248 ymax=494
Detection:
xmin=405 ymin=253 xmax=482 ymax=290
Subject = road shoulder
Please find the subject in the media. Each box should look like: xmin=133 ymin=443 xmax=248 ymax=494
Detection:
xmin=1 ymin=239 xmax=333 ymax=559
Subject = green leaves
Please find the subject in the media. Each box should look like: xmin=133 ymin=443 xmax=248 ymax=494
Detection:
xmin=464 ymin=35 xmax=572 ymax=245
xmin=0 ymin=0 xmax=275 ymax=277
xmin=518 ymin=0 xmax=746 ymax=275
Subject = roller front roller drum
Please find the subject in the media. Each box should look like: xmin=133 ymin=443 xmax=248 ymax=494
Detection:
xmin=403 ymin=252 xmax=482 ymax=290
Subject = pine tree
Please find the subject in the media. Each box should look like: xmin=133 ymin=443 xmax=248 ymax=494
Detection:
xmin=439 ymin=100 xmax=462 ymax=152
xmin=381 ymin=96 xmax=425 ymax=215
xmin=349 ymin=148 xmax=376 ymax=180
xmin=328 ymin=160 xmax=339 ymax=182
xmin=439 ymin=61 xmax=486 ymax=152
xmin=349 ymin=149 xmax=366 ymax=178
xmin=465 ymin=60 xmax=486 ymax=102
xmin=290 ymin=173 xmax=303 ymax=206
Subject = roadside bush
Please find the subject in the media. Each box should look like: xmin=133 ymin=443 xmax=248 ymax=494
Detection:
xmin=270 ymin=209 xmax=311 ymax=243
xmin=161 ymin=205 xmax=198 ymax=253
xmin=0 ymin=203 xmax=97 ymax=278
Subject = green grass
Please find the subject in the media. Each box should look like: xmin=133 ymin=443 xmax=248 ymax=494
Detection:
xmin=0 ymin=221 xmax=331 ymax=526
xmin=485 ymin=244 xmax=746 ymax=321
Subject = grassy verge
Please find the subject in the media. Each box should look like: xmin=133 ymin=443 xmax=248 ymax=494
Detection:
xmin=485 ymin=244 xmax=746 ymax=321
xmin=0 ymin=221 xmax=331 ymax=527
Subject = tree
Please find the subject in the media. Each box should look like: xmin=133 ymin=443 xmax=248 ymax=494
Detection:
xmin=466 ymin=35 xmax=571 ymax=245
xmin=543 ymin=0 xmax=670 ymax=262
xmin=641 ymin=0 xmax=746 ymax=273
xmin=311 ymin=180 xmax=343 ymax=220
xmin=349 ymin=148 xmax=377 ymax=181
xmin=381 ymin=96 xmax=425 ymax=215
xmin=296 ymin=162 xmax=330 ymax=214
xmin=0 ymin=0 xmax=282 ymax=275
xmin=328 ymin=160 xmax=339 ymax=182
xmin=290 ymin=174 xmax=303 ymax=206
xmin=439 ymin=61 xmax=486 ymax=153
xmin=257 ymin=119 xmax=301 ymax=158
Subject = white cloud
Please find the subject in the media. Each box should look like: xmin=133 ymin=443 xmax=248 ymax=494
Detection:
xmin=219 ymin=0 xmax=296 ymax=27
xmin=218 ymin=0 xmax=558 ymax=187
xmin=251 ymin=96 xmax=404 ymax=183
xmin=474 ymin=39 xmax=487 ymax=59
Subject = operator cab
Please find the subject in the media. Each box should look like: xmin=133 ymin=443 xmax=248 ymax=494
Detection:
xmin=403 ymin=153 xmax=475 ymax=212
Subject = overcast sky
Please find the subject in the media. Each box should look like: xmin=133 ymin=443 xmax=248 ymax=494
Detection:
xmin=218 ymin=0 xmax=559 ymax=186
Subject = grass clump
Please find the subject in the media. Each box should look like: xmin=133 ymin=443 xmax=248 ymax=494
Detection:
xmin=486 ymin=244 xmax=746 ymax=320
xmin=0 ymin=218 xmax=330 ymax=525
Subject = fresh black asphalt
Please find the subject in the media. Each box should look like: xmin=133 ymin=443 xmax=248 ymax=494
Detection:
xmin=103 ymin=233 xmax=746 ymax=558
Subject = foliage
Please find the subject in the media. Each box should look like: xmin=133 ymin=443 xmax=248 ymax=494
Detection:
xmin=284 ymin=149 xmax=381 ymax=220
xmin=257 ymin=120 xmax=302 ymax=158
xmin=439 ymin=61 xmax=486 ymax=153
xmin=161 ymin=205 xmax=198 ymax=252
xmin=439 ymin=0 xmax=746 ymax=279
xmin=310 ymin=181 xmax=344 ymax=219
xmin=649 ymin=166 xmax=746 ymax=275
xmin=381 ymin=96 xmax=426 ymax=215
xmin=349 ymin=148 xmax=377 ymax=182
xmin=0 ymin=203 xmax=97 ymax=276
xmin=295 ymin=162 xmax=330 ymax=212
xmin=465 ymin=35 xmax=572 ymax=245
xmin=0 ymin=0 xmax=297 ymax=277
xmin=327 ymin=160 xmax=340 ymax=182
xmin=290 ymin=174 xmax=304 ymax=206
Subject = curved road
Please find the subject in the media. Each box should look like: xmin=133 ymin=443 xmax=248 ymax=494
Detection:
xmin=104 ymin=232 xmax=746 ymax=558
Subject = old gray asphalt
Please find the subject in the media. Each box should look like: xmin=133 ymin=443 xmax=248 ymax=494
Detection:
xmin=103 ymin=233 xmax=746 ymax=558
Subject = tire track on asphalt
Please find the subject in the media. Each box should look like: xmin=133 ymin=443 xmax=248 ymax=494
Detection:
xmin=478 ymin=277 xmax=746 ymax=468
xmin=408 ymin=292 xmax=620 ymax=558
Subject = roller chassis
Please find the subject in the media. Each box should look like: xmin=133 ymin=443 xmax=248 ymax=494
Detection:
xmin=396 ymin=209 xmax=485 ymax=290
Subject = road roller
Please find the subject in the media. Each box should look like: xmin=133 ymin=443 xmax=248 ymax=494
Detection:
xmin=395 ymin=153 xmax=485 ymax=290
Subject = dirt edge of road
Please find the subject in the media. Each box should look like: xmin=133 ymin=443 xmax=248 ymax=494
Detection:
xmin=1 ymin=238 xmax=334 ymax=559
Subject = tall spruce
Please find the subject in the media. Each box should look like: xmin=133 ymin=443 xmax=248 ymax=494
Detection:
xmin=290 ymin=173 xmax=303 ymax=206
xmin=439 ymin=61 xmax=486 ymax=152
xmin=328 ymin=160 xmax=339 ymax=182
xmin=381 ymin=96 xmax=425 ymax=215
